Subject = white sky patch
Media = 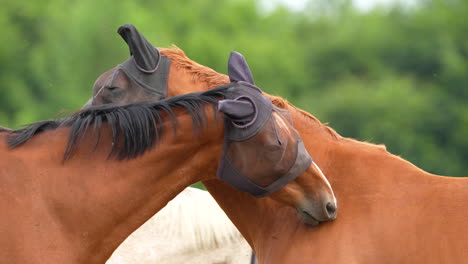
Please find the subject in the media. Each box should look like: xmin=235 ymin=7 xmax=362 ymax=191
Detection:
xmin=259 ymin=0 xmax=419 ymax=13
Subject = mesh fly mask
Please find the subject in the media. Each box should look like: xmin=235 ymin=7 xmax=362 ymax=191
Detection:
xmin=216 ymin=52 xmax=312 ymax=197
xmin=91 ymin=24 xmax=170 ymax=104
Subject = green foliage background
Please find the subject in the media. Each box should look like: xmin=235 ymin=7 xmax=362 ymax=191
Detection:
xmin=1 ymin=0 xmax=466 ymax=177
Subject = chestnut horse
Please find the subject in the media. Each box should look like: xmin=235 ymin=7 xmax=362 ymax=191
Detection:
xmin=88 ymin=25 xmax=468 ymax=263
xmin=0 ymin=86 xmax=336 ymax=264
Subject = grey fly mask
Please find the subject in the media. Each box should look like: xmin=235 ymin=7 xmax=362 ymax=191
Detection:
xmin=87 ymin=24 xmax=170 ymax=107
xmin=216 ymin=52 xmax=312 ymax=197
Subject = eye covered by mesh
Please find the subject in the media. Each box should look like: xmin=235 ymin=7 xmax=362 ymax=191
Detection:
xmin=226 ymin=109 xmax=300 ymax=187
xmin=217 ymin=84 xmax=312 ymax=197
xmin=94 ymin=65 xmax=168 ymax=105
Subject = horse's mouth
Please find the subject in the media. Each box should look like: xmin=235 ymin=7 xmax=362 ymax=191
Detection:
xmin=298 ymin=210 xmax=320 ymax=226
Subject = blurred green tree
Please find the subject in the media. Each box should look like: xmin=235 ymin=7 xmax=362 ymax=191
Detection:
xmin=0 ymin=0 xmax=466 ymax=176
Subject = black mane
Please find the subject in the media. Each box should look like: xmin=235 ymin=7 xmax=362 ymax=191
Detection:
xmin=7 ymin=84 xmax=235 ymax=161
xmin=0 ymin=126 xmax=12 ymax=133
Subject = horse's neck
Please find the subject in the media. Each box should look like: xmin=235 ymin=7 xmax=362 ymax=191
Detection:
xmin=73 ymin=119 xmax=223 ymax=262
xmin=163 ymin=49 xmax=230 ymax=96
xmin=204 ymin=105 xmax=468 ymax=261
xmin=1 ymin=115 xmax=224 ymax=263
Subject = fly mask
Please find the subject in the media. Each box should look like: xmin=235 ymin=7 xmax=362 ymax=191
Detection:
xmin=216 ymin=52 xmax=312 ymax=197
xmin=99 ymin=24 xmax=170 ymax=101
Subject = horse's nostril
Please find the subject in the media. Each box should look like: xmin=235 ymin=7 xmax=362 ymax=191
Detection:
xmin=326 ymin=202 xmax=336 ymax=215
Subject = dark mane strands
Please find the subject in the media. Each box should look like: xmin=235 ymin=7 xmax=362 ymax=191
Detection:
xmin=0 ymin=126 xmax=12 ymax=133
xmin=7 ymin=85 xmax=234 ymax=161
xmin=8 ymin=121 xmax=61 ymax=148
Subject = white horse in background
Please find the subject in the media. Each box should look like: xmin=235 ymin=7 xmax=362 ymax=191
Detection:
xmin=106 ymin=187 xmax=255 ymax=264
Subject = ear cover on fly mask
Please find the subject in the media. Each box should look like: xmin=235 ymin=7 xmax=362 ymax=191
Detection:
xmin=109 ymin=24 xmax=171 ymax=99
xmin=216 ymin=54 xmax=312 ymax=197
xmin=228 ymin=51 xmax=255 ymax=84
xmin=118 ymin=24 xmax=159 ymax=71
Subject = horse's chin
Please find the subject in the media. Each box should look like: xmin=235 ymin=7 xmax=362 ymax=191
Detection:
xmin=297 ymin=209 xmax=320 ymax=226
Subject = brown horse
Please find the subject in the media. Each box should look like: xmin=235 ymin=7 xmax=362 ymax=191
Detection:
xmin=0 ymin=86 xmax=336 ymax=264
xmin=88 ymin=26 xmax=468 ymax=263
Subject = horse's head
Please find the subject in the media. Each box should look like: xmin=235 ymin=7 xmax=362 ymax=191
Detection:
xmin=217 ymin=84 xmax=337 ymax=225
xmin=87 ymin=66 xmax=157 ymax=106
xmin=84 ymin=24 xmax=227 ymax=108
xmin=84 ymin=24 xmax=171 ymax=108
xmin=85 ymin=24 xmax=337 ymax=225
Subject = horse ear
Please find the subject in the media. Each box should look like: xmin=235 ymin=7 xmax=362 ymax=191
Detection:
xmin=117 ymin=24 xmax=160 ymax=72
xmin=228 ymin=52 xmax=255 ymax=84
xmin=218 ymin=98 xmax=255 ymax=124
